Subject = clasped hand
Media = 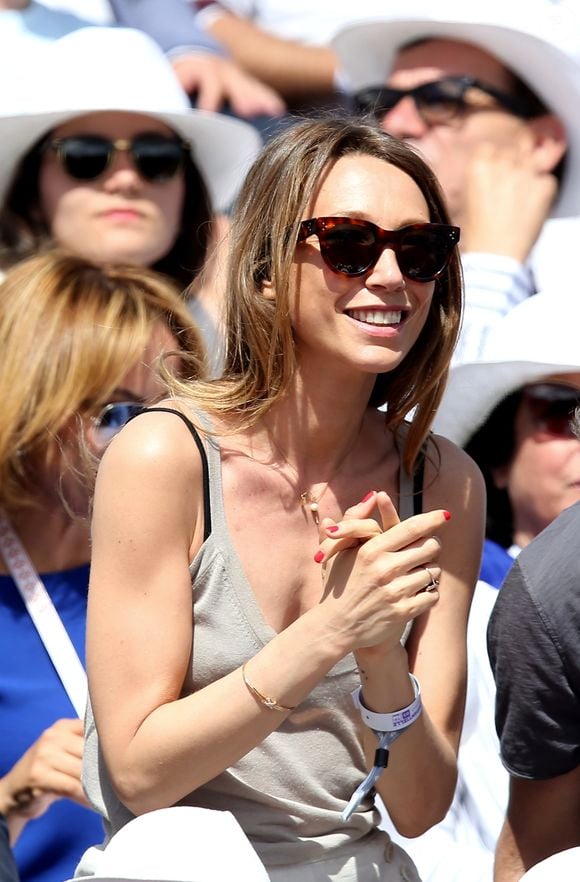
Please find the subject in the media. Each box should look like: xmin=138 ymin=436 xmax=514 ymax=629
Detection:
xmin=313 ymin=490 xmax=447 ymax=656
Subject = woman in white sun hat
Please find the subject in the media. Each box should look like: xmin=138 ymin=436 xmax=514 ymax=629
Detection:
xmin=381 ymin=290 xmax=580 ymax=882
xmin=0 ymin=24 xmax=261 ymax=292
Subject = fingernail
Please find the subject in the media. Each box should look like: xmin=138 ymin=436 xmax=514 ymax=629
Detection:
xmin=360 ymin=490 xmax=375 ymax=503
xmin=327 ymin=525 xmax=339 ymax=533
xmin=314 ymin=550 xmax=324 ymax=563
xmin=443 ymin=510 xmax=452 ymax=521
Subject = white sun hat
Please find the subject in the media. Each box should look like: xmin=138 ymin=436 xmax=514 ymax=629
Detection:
xmin=333 ymin=0 xmax=580 ymax=218
xmin=64 ymin=807 xmax=270 ymax=882
xmin=432 ymin=290 xmax=580 ymax=447
xmin=0 ymin=26 xmax=262 ymax=213
xmin=520 ymin=847 xmax=580 ymax=881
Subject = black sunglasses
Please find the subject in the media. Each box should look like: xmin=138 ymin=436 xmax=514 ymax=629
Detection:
xmin=522 ymin=383 xmax=580 ymax=440
xmin=92 ymin=401 xmax=144 ymax=444
xmin=46 ymin=133 xmax=190 ymax=183
xmin=298 ymin=217 xmax=459 ymax=282
xmin=354 ymin=76 xmax=542 ymax=126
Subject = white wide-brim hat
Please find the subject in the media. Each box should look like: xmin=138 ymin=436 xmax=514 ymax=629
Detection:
xmin=432 ymin=290 xmax=580 ymax=447
xmin=521 ymin=847 xmax=580 ymax=881
xmin=64 ymin=807 xmax=270 ymax=882
xmin=333 ymin=0 xmax=580 ymax=218
xmin=0 ymin=27 xmax=262 ymax=213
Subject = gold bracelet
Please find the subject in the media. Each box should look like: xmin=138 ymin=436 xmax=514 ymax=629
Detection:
xmin=241 ymin=663 xmax=296 ymax=713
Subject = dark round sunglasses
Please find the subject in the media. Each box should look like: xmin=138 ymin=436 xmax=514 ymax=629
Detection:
xmin=46 ymin=133 xmax=190 ymax=183
xmin=354 ymin=75 xmax=543 ymax=126
xmin=522 ymin=383 xmax=580 ymax=441
xmin=298 ymin=217 xmax=460 ymax=282
xmin=92 ymin=401 xmax=144 ymax=444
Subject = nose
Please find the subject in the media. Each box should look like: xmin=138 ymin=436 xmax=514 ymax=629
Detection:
xmin=102 ymin=148 xmax=143 ymax=194
xmin=364 ymin=245 xmax=406 ymax=292
xmin=379 ymin=95 xmax=429 ymax=140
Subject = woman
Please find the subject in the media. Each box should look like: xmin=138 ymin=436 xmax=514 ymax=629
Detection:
xmin=0 ymin=24 xmax=261 ymax=293
xmin=401 ymin=290 xmax=580 ymax=882
xmin=81 ymin=118 xmax=484 ymax=882
xmin=0 ymin=249 xmax=204 ymax=882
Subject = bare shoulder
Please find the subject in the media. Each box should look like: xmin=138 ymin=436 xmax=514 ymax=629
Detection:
xmin=97 ymin=399 xmax=206 ymax=491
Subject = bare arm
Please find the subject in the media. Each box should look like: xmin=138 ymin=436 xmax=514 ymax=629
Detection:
xmin=495 ymin=769 xmax=580 ymax=881
xmin=207 ymin=11 xmax=338 ymax=97
xmin=361 ymin=440 xmax=483 ymax=835
xmin=316 ymin=437 xmax=485 ymax=836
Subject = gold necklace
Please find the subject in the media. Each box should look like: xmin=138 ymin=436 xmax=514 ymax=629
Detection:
xmin=266 ymin=433 xmax=359 ymax=527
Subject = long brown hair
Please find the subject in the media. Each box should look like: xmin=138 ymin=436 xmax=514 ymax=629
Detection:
xmin=173 ymin=117 xmax=463 ymax=471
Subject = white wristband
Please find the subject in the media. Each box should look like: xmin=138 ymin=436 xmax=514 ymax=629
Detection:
xmin=351 ymin=674 xmax=422 ymax=734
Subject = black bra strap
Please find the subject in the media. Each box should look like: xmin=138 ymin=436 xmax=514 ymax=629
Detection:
xmin=412 ymin=447 xmax=426 ymax=517
xmin=136 ymin=407 xmax=212 ymax=541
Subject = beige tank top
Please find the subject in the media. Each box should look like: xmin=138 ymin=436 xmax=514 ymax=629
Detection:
xmin=81 ymin=413 xmax=424 ymax=870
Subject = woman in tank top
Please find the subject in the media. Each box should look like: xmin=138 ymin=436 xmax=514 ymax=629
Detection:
xmin=82 ymin=118 xmax=485 ymax=881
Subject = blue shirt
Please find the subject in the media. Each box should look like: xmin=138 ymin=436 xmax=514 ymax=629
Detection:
xmin=0 ymin=564 xmax=104 ymax=882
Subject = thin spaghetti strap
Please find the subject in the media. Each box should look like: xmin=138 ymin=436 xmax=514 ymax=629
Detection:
xmin=412 ymin=448 xmax=426 ymax=516
xmin=132 ymin=407 xmax=212 ymax=541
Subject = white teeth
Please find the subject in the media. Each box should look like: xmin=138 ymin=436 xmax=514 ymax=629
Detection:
xmin=349 ymin=309 xmax=402 ymax=326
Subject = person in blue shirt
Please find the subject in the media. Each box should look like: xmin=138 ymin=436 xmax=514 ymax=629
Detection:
xmin=0 ymin=250 xmax=204 ymax=882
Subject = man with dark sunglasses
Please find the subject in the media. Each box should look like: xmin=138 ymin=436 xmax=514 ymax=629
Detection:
xmin=334 ymin=2 xmax=580 ymax=366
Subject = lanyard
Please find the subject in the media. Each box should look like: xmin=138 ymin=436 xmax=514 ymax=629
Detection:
xmin=0 ymin=514 xmax=87 ymax=718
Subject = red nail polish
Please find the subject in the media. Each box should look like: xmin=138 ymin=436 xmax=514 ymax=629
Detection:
xmin=314 ymin=550 xmax=324 ymax=563
xmin=361 ymin=490 xmax=375 ymax=503
xmin=327 ymin=525 xmax=339 ymax=533
xmin=443 ymin=510 xmax=452 ymax=521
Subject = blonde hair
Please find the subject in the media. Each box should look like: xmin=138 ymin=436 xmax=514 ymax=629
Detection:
xmin=173 ymin=117 xmax=463 ymax=472
xmin=0 ymin=249 xmax=204 ymax=513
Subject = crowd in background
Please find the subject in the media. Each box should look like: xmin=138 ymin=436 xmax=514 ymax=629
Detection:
xmin=1 ymin=2 xmax=580 ymax=882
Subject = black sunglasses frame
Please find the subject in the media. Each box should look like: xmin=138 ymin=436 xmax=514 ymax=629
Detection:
xmin=354 ymin=75 xmax=543 ymax=125
xmin=298 ymin=216 xmax=460 ymax=282
xmin=46 ymin=133 xmax=191 ymax=183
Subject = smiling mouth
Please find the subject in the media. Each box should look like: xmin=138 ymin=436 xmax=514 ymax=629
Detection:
xmin=345 ymin=308 xmax=404 ymax=327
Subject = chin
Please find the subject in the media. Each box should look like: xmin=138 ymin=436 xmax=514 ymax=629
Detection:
xmin=83 ymin=242 xmax=170 ymax=268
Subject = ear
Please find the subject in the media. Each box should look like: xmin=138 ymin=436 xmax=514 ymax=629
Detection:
xmin=261 ymin=278 xmax=276 ymax=301
xmin=528 ymin=113 xmax=567 ymax=174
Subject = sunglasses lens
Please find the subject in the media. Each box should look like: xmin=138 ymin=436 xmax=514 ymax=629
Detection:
xmin=133 ymin=135 xmax=185 ymax=182
xmin=397 ymin=228 xmax=454 ymax=281
xmin=94 ymin=402 xmax=144 ymax=443
xmin=60 ymin=137 xmax=111 ymax=180
xmin=416 ymin=81 xmax=466 ymax=124
xmin=319 ymin=221 xmax=376 ymax=275
xmin=524 ymin=385 xmax=579 ymax=439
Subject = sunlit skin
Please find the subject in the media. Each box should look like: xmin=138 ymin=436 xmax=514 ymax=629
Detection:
xmin=291 ymin=153 xmax=435 ymax=400
xmin=492 ymin=372 xmax=580 ymax=549
xmin=39 ymin=111 xmax=185 ymax=267
xmin=380 ymin=39 xmax=538 ymax=226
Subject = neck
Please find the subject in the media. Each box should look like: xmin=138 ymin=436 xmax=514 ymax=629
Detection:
xmin=261 ymin=361 xmax=375 ymax=480
xmin=2 ymin=503 xmax=90 ymax=574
